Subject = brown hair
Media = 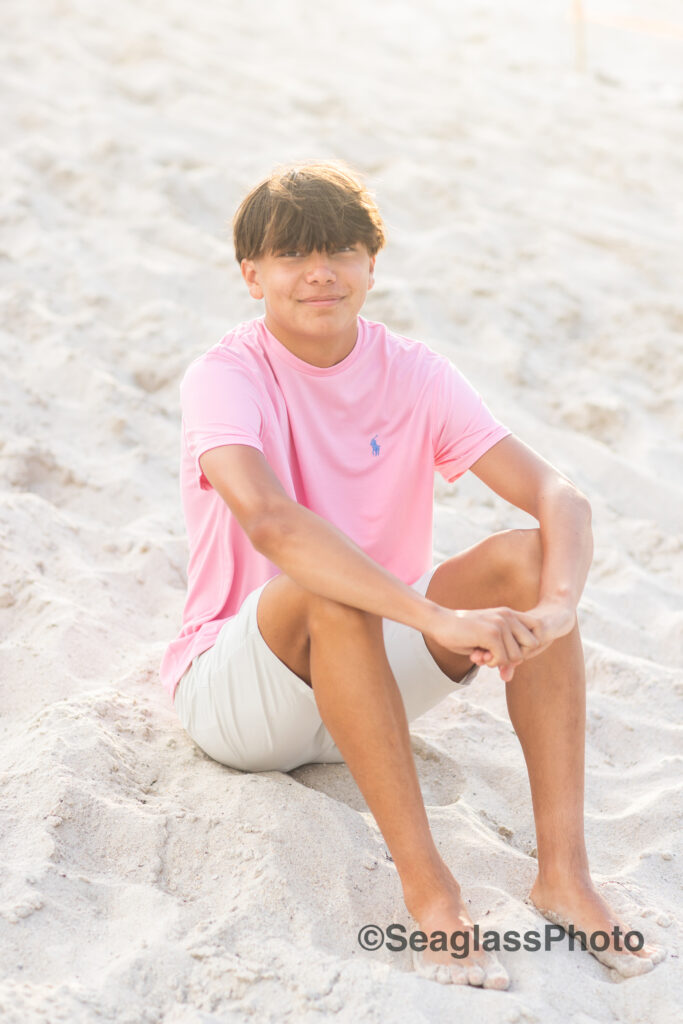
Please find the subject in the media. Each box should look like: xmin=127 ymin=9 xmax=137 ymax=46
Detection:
xmin=232 ymin=160 xmax=386 ymax=263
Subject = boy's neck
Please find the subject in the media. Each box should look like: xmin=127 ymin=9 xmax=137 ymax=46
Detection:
xmin=263 ymin=313 xmax=360 ymax=369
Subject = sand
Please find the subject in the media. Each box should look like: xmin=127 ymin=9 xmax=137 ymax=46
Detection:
xmin=1 ymin=0 xmax=681 ymax=1020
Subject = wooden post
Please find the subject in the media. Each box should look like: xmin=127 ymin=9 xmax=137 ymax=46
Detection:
xmin=573 ymin=0 xmax=587 ymax=71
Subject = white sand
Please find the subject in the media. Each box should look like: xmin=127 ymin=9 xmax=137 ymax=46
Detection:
xmin=1 ymin=0 xmax=681 ymax=1020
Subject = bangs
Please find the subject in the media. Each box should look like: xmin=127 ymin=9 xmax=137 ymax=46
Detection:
xmin=263 ymin=195 xmax=368 ymax=256
xmin=233 ymin=161 xmax=386 ymax=263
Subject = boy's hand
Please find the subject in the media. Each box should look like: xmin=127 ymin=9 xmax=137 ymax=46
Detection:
xmin=472 ymin=600 xmax=576 ymax=679
xmin=521 ymin=599 xmax=576 ymax=649
xmin=427 ymin=600 xmax=576 ymax=682
xmin=427 ymin=606 xmax=542 ymax=682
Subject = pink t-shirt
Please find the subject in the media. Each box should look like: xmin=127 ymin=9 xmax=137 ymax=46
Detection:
xmin=160 ymin=315 xmax=510 ymax=700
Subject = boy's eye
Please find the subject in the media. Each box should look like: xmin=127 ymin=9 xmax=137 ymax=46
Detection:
xmin=276 ymin=245 xmax=355 ymax=258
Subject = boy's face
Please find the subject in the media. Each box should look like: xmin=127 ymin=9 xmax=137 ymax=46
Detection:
xmin=240 ymin=243 xmax=376 ymax=360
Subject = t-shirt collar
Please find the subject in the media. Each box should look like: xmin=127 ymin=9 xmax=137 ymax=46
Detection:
xmin=258 ymin=316 xmax=366 ymax=377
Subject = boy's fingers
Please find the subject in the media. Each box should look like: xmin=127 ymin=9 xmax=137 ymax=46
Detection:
xmin=500 ymin=623 xmax=525 ymax=665
xmin=514 ymin=610 xmax=545 ymax=633
xmin=510 ymin=620 xmax=540 ymax=649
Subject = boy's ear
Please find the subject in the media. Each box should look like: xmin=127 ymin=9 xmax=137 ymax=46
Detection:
xmin=241 ymin=258 xmax=264 ymax=300
xmin=368 ymin=254 xmax=376 ymax=291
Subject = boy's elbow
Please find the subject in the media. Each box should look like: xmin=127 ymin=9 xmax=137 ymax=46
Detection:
xmin=575 ymin=488 xmax=592 ymax=523
xmin=565 ymin=481 xmax=592 ymax=529
xmin=248 ymin=514 xmax=278 ymax=555
xmin=546 ymin=476 xmax=592 ymax=524
xmin=573 ymin=485 xmax=593 ymax=520
xmin=248 ymin=502 xmax=292 ymax=556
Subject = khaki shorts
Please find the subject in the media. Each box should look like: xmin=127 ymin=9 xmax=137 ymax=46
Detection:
xmin=174 ymin=564 xmax=478 ymax=773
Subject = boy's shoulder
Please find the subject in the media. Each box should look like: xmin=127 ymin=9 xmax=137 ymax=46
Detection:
xmin=182 ymin=318 xmax=265 ymax=378
xmin=361 ymin=316 xmax=449 ymax=372
xmin=198 ymin=317 xmax=263 ymax=358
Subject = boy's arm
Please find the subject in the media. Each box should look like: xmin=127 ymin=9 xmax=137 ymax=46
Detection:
xmin=199 ymin=444 xmax=436 ymax=633
xmin=469 ymin=433 xmax=593 ymax=648
xmin=199 ymin=444 xmax=540 ymax=670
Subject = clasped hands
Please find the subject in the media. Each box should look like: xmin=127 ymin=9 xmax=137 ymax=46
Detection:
xmin=428 ymin=599 xmax=577 ymax=683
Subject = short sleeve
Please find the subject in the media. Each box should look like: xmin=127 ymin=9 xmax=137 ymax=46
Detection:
xmin=431 ymin=357 xmax=511 ymax=483
xmin=180 ymin=355 xmax=265 ymax=491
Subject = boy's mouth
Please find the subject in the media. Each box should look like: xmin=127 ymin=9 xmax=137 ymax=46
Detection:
xmin=299 ymin=295 xmax=343 ymax=306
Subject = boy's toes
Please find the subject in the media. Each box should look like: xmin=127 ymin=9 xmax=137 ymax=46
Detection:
xmin=411 ymin=947 xmax=508 ymax=988
xmin=466 ymin=963 xmax=486 ymax=986
xmin=609 ymin=952 xmax=654 ymax=978
xmin=482 ymin=957 xmax=511 ymax=990
xmin=447 ymin=964 xmax=471 ymax=985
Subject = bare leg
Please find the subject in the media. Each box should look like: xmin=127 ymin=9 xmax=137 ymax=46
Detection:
xmin=504 ymin=625 xmax=664 ymax=975
xmin=423 ymin=529 xmax=665 ymax=976
xmin=505 ymin=622 xmax=588 ymax=877
xmin=307 ymin=601 xmax=440 ymax=878
xmin=309 ymin=598 xmax=509 ymax=986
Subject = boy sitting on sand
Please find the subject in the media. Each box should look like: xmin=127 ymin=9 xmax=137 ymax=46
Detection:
xmin=161 ymin=160 xmax=664 ymax=987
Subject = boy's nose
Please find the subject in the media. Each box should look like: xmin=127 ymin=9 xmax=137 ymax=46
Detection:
xmin=305 ymin=251 xmax=335 ymax=282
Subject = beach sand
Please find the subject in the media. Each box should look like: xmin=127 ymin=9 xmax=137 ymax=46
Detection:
xmin=1 ymin=0 xmax=681 ymax=1020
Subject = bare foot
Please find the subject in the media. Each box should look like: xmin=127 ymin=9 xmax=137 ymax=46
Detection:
xmin=405 ymin=884 xmax=509 ymax=989
xmin=529 ymin=875 xmax=666 ymax=978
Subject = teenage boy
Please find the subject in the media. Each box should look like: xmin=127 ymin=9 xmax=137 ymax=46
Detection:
xmin=161 ymin=161 xmax=664 ymax=987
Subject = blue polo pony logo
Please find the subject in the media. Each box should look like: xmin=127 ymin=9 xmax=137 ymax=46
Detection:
xmin=370 ymin=435 xmax=381 ymax=457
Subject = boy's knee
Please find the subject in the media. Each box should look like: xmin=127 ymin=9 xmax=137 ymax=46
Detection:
xmin=306 ymin=591 xmax=378 ymax=636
